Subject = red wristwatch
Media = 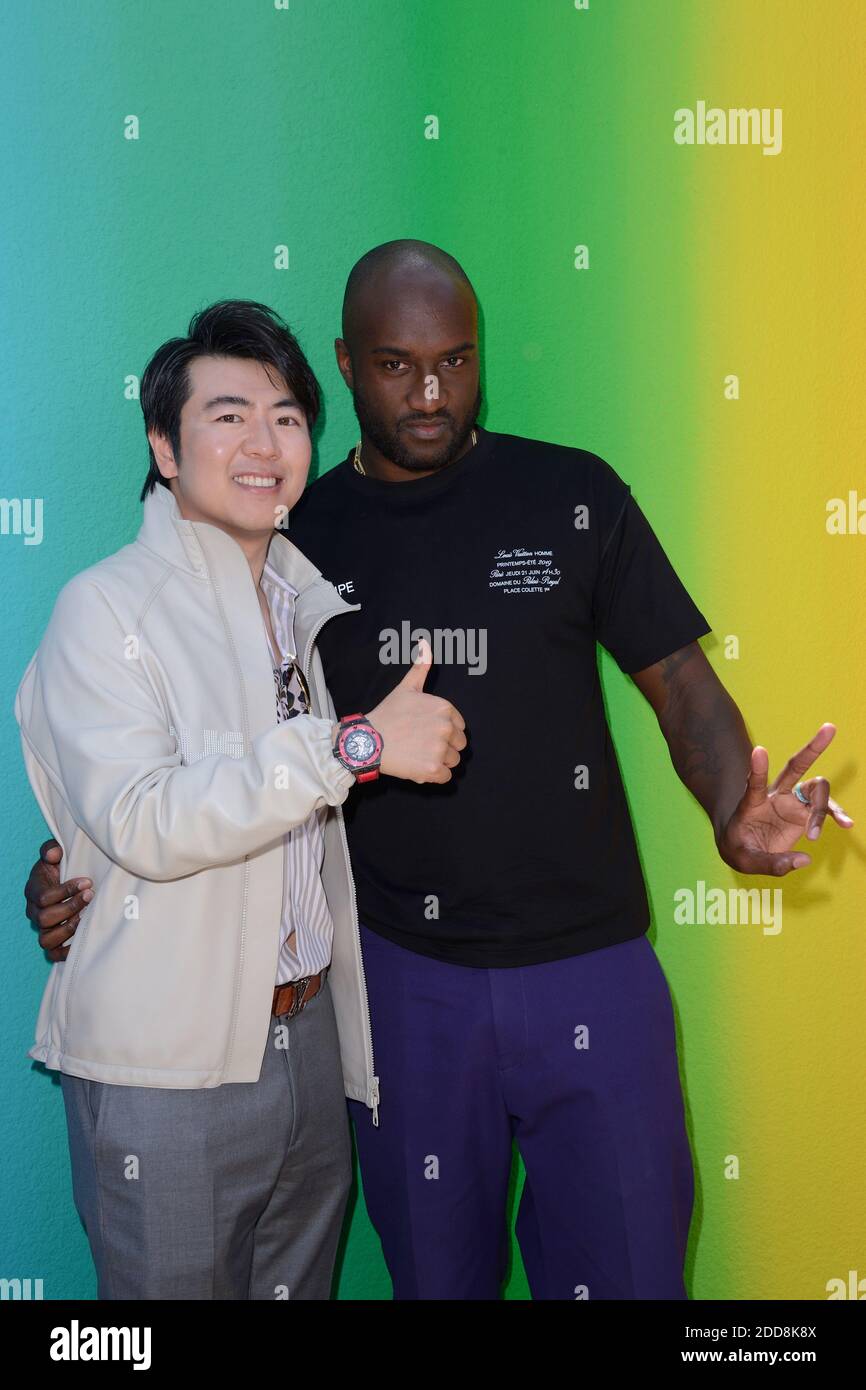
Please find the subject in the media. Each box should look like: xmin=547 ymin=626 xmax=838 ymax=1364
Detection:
xmin=332 ymin=714 xmax=384 ymax=783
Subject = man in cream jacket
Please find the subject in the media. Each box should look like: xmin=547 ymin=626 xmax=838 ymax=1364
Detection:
xmin=14 ymin=299 xmax=466 ymax=1299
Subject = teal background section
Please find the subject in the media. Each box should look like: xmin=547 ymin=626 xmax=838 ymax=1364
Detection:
xmin=1 ymin=1 xmax=719 ymax=1299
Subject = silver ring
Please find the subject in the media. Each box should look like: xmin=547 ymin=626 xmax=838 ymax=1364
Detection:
xmin=793 ymin=783 xmax=811 ymax=806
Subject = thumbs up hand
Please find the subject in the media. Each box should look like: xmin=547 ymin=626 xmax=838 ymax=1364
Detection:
xmin=365 ymin=638 xmax=468 ymax=784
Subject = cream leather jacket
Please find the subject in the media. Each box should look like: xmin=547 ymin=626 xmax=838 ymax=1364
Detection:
xmin=15 ymin=484 xmax=379 ymax=1121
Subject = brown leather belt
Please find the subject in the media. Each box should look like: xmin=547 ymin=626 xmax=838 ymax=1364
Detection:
xmin=272 ymin=967 xmax=328 ymax=1019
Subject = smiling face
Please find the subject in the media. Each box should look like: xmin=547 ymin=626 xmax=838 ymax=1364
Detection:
xmin=147 ymin=354 xmax=311 ymax=554
xmin=336 ymin=263 xmax=483 ymax=480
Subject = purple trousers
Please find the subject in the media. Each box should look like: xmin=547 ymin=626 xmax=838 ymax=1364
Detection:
xmin=347 ymin=923 xmax=694 ymax=1300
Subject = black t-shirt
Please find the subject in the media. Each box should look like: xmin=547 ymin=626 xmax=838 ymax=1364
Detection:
xmin=288 ymin=426 xmax=712 ymax=967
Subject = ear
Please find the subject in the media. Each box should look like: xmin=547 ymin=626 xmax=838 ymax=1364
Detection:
xmin=147 ymin=428 xmax=179 ymax=481
xmin=333 ymin=338 xmax=354 ymax=390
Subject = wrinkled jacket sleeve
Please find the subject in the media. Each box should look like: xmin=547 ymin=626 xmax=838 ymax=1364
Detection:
xmin=14 ymin=575 xmax=355 ymax=881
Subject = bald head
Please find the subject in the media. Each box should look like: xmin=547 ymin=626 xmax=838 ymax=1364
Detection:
xmin=342 ymin=239 xmax=477 ymax=347
xmin=334 ymin=238 xmax=482 ymax=480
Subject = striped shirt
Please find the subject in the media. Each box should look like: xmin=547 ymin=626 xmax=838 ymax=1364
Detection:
xmin=260 ymin=561 xmax=335 ymax=985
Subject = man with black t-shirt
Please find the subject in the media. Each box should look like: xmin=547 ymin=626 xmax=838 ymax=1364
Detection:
xmin=26 ymin=242 xmax=850 ymax=1300
xmin=290 ymin=241 xmax=848 ymax=1300
xmin=297 ymin=423 xmax=692 ymax=968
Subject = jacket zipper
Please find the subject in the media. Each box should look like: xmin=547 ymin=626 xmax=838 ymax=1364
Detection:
xmin=61 ymin=837 xmax=91 ymax=1040
xmin=303 ymin=605 xmax=380 ymax=1126
xmin=209 ymin=567 xmax=251 ymax=1080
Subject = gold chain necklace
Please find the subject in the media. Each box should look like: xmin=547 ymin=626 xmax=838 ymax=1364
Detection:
xmin=353 ymin=427 xmax=477 ymax=476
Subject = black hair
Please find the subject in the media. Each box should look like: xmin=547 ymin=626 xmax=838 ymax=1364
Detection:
xmin=138 ymin=299 xmax=321 ymax=500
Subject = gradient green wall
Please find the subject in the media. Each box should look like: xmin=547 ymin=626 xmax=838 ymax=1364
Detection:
xmin=1 ymin=0 xmax=862 ymax=1300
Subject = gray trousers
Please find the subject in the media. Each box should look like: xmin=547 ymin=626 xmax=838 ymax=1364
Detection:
xmin=60 ymin=975 xmax=352 ymax=1300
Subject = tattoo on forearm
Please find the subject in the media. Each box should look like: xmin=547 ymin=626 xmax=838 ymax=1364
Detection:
xmin=657 ymin=648 xmax=698 ymax=691
xmin=669 ymin=690 xmax=729 ymax=779
xmin=659 ymin=670 xmax=752 ymax=831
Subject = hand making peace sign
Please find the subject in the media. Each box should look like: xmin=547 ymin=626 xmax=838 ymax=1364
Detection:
xmin=716 ymin=722 xmax=854 ymax=876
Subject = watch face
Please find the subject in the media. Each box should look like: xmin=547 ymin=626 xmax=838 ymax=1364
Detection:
xmin=344 ymin=728 xmax=377 ymax=764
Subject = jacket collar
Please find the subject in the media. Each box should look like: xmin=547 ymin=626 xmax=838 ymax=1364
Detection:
xmin=138 ymin=483 xmax=321 ymax=591
xmin=135 ymin=484 xmax=359 ymax=669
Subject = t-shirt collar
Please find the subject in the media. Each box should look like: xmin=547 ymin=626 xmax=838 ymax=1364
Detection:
xmin=338 ymin=423 xmax=493 ymax=499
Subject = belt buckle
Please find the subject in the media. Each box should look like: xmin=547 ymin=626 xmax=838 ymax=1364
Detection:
xmin=276 ymin=965 xmax=327 ymax=1020
xmin=287 ymin=974 xmax=312 ymax=1019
